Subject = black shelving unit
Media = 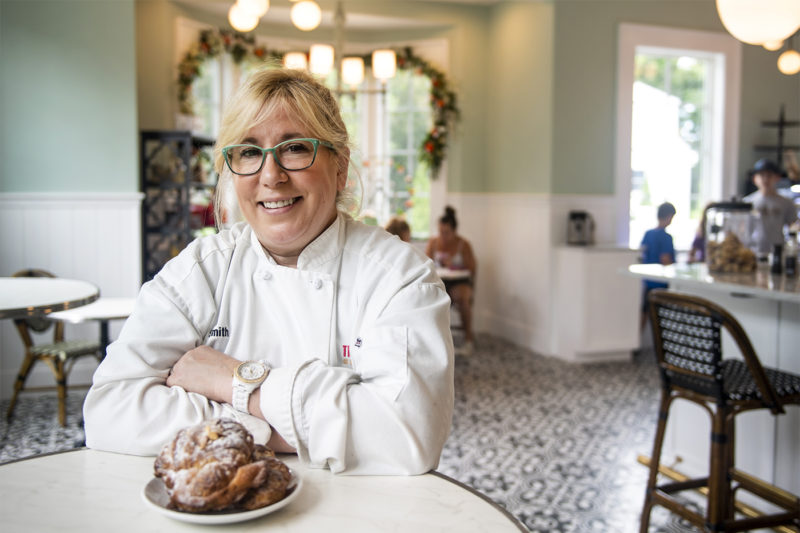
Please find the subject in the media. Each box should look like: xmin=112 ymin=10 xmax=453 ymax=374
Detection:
xmin=754 ymin=104 xmax=800 ymax=167
xmin=140 ymin=130 xmax=217 ymax=281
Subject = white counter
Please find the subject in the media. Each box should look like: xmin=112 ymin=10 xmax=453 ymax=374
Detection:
xmin=551 ymin=246 xmax=640 ymax=362
xmin=628 ymin=262 xmax=800 ymax=303
xmin=627 ymin=262 xmax=800 ymax=508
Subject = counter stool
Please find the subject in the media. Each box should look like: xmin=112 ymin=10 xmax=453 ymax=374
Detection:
xmin=640 ymin=289 xmax=800 ymax=533
xmin=6 ymin=269 xmax=101 ymax=427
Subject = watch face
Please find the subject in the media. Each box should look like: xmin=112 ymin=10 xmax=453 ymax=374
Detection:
xmin=237 ymin=361 xmax=266 ymax=383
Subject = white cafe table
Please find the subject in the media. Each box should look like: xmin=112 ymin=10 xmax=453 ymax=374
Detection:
xmin=0 ymin=277 xmax=99 ymax=319
xmin=436 ymin=267 xmax=471 ymax=283
xmin=49 ymin=297 xmax=136 ymax=355
xmin=0 ymin=449 xmax=528 ymax=533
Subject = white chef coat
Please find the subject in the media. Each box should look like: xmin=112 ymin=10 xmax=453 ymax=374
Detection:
xmin=83 ymin=213 xmax=454 ymax=475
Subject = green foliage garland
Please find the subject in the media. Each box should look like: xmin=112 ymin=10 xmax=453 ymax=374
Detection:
xmin=396 ymin=47 xmax=459 ymax=177
xmin=177 ymin=30 xmax=460 ymax=178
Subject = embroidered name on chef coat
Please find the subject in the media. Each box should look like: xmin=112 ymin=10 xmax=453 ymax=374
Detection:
xmin=209 ymin=326 xmax=229 ymax=337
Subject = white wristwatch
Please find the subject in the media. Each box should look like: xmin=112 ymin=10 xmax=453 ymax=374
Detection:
xmin=232 ymin=360 xmax=269 ymax=413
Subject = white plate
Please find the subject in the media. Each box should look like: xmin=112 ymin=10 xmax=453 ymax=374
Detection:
xmin=141 ymin=470 xmax=302 ymax=525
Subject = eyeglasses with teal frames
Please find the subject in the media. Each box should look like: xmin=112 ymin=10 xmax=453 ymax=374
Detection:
xmin=221 ymin=138 xmax=335 ymax=175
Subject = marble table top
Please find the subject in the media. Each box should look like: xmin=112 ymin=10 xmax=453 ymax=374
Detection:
xmin=0 ymin=277 xmax=99 ymax=319
xmin=0 ymin=448 xmax=527 ymax=532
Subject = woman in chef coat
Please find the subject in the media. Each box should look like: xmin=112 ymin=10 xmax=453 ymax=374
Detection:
xmin=83 ymin=67 xmax=454 ymax=475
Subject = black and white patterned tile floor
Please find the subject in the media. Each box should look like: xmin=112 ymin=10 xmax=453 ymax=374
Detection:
xmin=0 ymin=335 xmax=700 ymax=532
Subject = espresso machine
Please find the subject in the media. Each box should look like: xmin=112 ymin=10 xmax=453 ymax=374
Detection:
xmin=567 ymin=210 xmax=595 ymax=245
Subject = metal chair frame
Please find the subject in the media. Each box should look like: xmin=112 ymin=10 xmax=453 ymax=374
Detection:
xmin=6 ymin=269 xmax=101 ymax=426
xmin=640 ymin=289 xmax=800 ymax=532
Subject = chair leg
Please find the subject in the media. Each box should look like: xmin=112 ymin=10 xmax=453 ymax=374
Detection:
xmin=54 ymin=359 xmax=68 ymax=427
xmin=706 ymin=407 xmax=732 ymax=532
xmin=641 ymin=389 xmax=672 ymax=533
xmin=5 ymin=352 xmax=37 ymax=421
xmin=723 ymin=413 xmax=736 ymax=522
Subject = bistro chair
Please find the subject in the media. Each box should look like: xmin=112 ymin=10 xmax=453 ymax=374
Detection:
xmin=6 ymin=269 xmax=101 ymax=427
xmin=640 ymin=289 xmax=800 ymax=532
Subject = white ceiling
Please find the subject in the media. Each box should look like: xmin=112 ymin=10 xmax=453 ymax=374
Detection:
xmin=175 ymin=0 xmax=498 ymax=31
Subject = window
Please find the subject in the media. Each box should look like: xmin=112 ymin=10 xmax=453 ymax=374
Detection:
xmin=629 ymin=50 xmax=716 ymax=250
xmin=615 ymin=24 xmax=742 ymax=252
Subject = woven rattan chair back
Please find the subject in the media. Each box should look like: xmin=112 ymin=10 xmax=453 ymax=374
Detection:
xmin=647 ymin=289 xmax=783 ymax=413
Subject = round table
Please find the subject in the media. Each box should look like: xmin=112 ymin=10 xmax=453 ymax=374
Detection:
xmin=0 ymin=449 xmax=527 ymax=532
xmin=49 ymin=297 xmax=136 ymax=354
xmin=0 ymin=277 xmax=99 ymax=319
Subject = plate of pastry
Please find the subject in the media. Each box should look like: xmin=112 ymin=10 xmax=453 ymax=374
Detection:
xmin=141 ymin=418 xmax=302 ymax=525
xmin=142 ymin=472 xmax=301 ymax=525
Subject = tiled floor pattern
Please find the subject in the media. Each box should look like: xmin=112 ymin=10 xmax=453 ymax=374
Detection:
xmin=0 ymin=335 xmax=701 ymax=532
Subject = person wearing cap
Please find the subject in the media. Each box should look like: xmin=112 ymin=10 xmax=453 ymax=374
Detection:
xmin=744 ymin=158 xmax=798 ymax=256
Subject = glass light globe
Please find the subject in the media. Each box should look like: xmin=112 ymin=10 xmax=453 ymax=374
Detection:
xmin=372 ymin=50 xmax=397 ymax=81
xmin=309 ymin=44 xmax=334 ymax=76
xmin=778 ymin=49 xmax=800 ymax=75
xmin=238 ymin=0 xmax=269 ymax=17
xmin=763 ymin=40 xmax=784 ymax=51
xmin=283 ymin=52 xmax=308 ymax=70
xmin=291 ymin=1 xmax=322 ymax=32
xmin=716 ymin=0 xmax=800 ymax=44
xmin=342 ymin=57 xmax=365 ymax=86
xmin=228 ymin=3 xmax=259 ymax=32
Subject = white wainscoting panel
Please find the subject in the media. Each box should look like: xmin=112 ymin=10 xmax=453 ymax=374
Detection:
xmin=0 ymin=192 xmax=143 ymax=400
xmin=445 ymin=193 xmax=555 ymax=355
xmin=444 ymin=192 xmax=635 ymax=360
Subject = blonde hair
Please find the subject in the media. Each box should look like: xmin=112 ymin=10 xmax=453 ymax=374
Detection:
xmin=213 ymin=65 xmax=357 ymax=225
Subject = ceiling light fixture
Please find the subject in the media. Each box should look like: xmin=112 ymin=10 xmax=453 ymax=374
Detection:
xmin=228 ymin=2 xmax=260 ymax=33
xmin=778 ymin=49 xmax=800 ymax=74
xmin=290 ymin=0 xmax=322 ymax=32
xmin=715 ymin=0 xmax=800 ymax=45
xmin=341 ymin=57 xmax=365 ymax=86
xmin=283 ymin=52 xmax=308 ymax=70
xmin=778 ymin=35 xmax=800 ymax=75
xmin=309 ymin=44 xmax=334 ymax=76
xmin=228 ymin=0 xmax=269 ymax=33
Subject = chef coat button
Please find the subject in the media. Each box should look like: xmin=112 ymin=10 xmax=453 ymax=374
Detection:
xmin=262 ymin=271 xmax=272 ymax=280
xmin=313 ymin=278 xmax=322 ymax=290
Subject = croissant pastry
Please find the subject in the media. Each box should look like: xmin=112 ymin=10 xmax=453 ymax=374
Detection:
xmin=154 ymin=418 xmax=291 ymax=512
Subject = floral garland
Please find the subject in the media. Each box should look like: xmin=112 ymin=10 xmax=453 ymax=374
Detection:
xmin=395 ymin=47 xmax=459 ymax=177
xmin=177 ymin=29 xmax=460 ymax=177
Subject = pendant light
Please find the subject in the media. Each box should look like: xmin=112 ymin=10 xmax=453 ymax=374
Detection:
xmin=716 ymin=0 xmax=800 ymax=45
xmin=342 ymin=57 xmax=365 ymax=86
xmin=309 ymin=44 xmax=334 ymax=76
xmin=283 ymin=52 xmax=308 ymax=70
xmin=228 ymin=2 xmax=259 ymax=33
xmin=778 ymin=49 xmax=800 ymax=75
xmin=291 ymin=1 xmax=322 ymax=32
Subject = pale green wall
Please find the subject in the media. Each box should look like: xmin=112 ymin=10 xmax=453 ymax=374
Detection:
xmin=486 ymin=2 xmax=554 ymax=193
xmin=552 ymin=0 xmax=799 ymax=196
xmin=0 ymin=0 xmax=138 ymax=193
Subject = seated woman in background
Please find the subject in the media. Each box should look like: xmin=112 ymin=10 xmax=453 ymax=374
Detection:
xmin=385 ymin=216 xmax=411 ymax=242
xmin=425 ymin=206 xmax=477 ymax=355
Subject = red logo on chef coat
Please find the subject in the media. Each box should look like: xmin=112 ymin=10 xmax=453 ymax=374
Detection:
xmin=342 ymin=345 xmax=351 ymax=366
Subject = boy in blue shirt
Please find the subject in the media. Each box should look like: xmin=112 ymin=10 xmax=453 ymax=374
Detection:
xmin=640 ymin=202 xmax=676 ymax=329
